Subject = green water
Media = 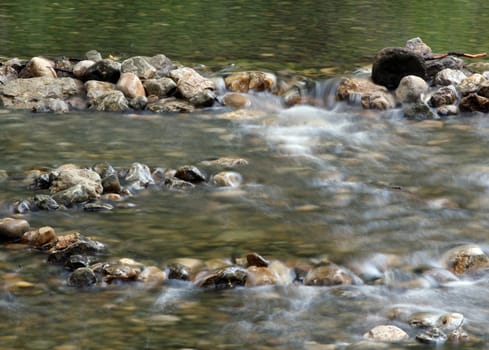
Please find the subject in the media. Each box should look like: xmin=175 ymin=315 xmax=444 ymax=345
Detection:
xmin=2 ymin=1 xmax=489 ymax=349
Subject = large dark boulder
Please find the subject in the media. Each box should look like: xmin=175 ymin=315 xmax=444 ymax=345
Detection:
xmin=372 ymin=47 xmax=427 ymax=90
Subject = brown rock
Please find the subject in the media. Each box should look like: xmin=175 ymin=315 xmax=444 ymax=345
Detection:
xmin=50 ymin=168 xmax=103 ymax=195
xmin=246 ymin=266 xmax=277 ymax=286
xmin=225 ymin=71 xmax=276 ymax=93
xmin=429 ymin=86 xmax=457 ymax=107
xmin=336 ymin=78 xmax=395 ymax=110
xmin=169 ymin=67 xmax=215 ymax=100
xmin=19 ymin=57 xmax=57 ymax=78
xmin=222 ymin=92 xmax=251 ymax=109
xmin=72 ymin=60 xmax=95 ymax=79
xmin=138 ymin=266 xmax=166 ymax=284
xmin=85 ymin=80 xmax=116 ymax=100
xmin=457 ymin=74 xmax=487 ymax=96
xmin=143 ymin=78 xmax=177 ymax=98
xmin=211 ymin=171 xmax=243 ymax=187
xmin=21 ymin=226 xmax=57 ymax=247
xmin=0 ymin=218 xmax=30 ymax=242
xmin=246 ymin=252 xmax=269 ymax=267
xmin=304 ymin=263 xmax=357 ymax=286
xmin=116 ymin=72 xmax=145 ymax=98
xmin=441 ymin=244 xmax=489 ymax=275
xmin=459 ymin=93 xmax=489 ymax=113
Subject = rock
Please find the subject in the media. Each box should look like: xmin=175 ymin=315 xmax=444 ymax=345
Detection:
xmin=0 ymin=218 xmax=30 ymax=242
xmin=32 ymin=98 xmax=69 ymax=113
xmin=188 ymin=89 xmax=217 ymax=107
xmin=72 ymin=60 xmax=95 ymax=79
xmin=83 ymin=201 xmax=114 ymax=211
xmin=143 ymin=77 xmax=177 ymax=98
xmin=459 ymin=93 xmax=489 ymax=113
xmin=416 ymin=328 xmax=447 ymax=345
xmin=440 ymin=244 xmax=489 ymax=275
xmin=85 ymin=80 xmax=116 ymax=100
xmin=429 ymin=86 xmax=457 ymax=107
xmin=221 ymin=92 xmax=251 ymax=109
xmin=477 ymin=80 xmax=489 ymax=98
xmin=85 ymin=50 xmax=102 ymax=62
xmin=101 ymin=173 xmax=122 ymax=194
xmin=50 ymin=168 xmax=103 ymax=196
xmin=174 ymin=165 xmax=206 ymax=183
xmin=101 ymin=258 xmax=144 ymax=283
xmin=267 ymin=260 xmax=296 ymax=285
xmin=336 ymin=78 xmax=395 ymax=110
xmin=246 ymin=266 xmax=277 ymax=286
xmin=225 ymin=71 xmax=277 ymax=92
xmin=434 ymin=68 xmax=467 ymax=86
xmin=164 ymin=177 xmax=196 ymax=191
xmin=21 ymin=226 xmax=57 ymax=247
xmin=200 ymin=157 xmax=249 ymax=168
xmin=68 ymin=267 xmax=97 ymax=287
xmin=19 ymin=57 xmax=57 ymax=78
xmin=304 ymin=263 xmax=358 ymax=286
xmin=426 ymin=56 xmax=466 ymax=80
xmin=92 ymin=162 xmax=117 ymax=178
xmin=146 ymin=97 xmax=195 ymax=113
xmin=83 ymin=59 xmax=121 ymax=83
xmin=395 ymin=75 xmax=429 ymax=103
xmin=116 ymin=72 xmax=145 ymax=98
xmin=53 ymin=58 xmax=74 ymax=78
xmin=169 ymin=67 xmax=215 ymax=105
xmin=0 ymin=63 xmax=19 ymax=85
xmin=124 ymin=162 xmax=154 ymax=190
xmin=48 ymin=236 xmax=105 ymax=265
xmin=64 ymin=254 xmax=94 ymax=270
xmin=121 ymin=56 xmax=156 ymax=79
xmin=402 ymin=101 xmax=437 ymax=120
xmin=129 ymin=95 xmax=147 ymax=110
xmin=167 ymin=263 xmax=190 ymax=280
xmin=147 ymin=54 xmax=175 ymax=78
xmin=405 ymin=37 xmax=432 ymax=57
xmin=0 ymin=77 xmax=84 ymax=110
xmin=52 ymin=184 xmax=99 ymax=206
xmin=436 ymin=104 xmax=458 ymax=116
xmin=211 ymin=171 xmax=243 ymax=187
xmin=137 ymin=266 xmax=166 ymax=284
xmin=363 ymin=325 xmax=409 ymax=342
xmin=90 ymin=90 xmax=129 ymax=112
xmin=457 ymin=74 xmax=487 ymax=96
xmin=246 ymin=252 xmax=269 ymax=267
xmin=195 ymin=266 xmax=248 ymax=289
xmin=371 ymin=47 xmax=426 ymax=90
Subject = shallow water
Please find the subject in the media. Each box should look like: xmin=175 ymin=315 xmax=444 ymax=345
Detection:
xmin=2 ymin=96 xmax=489 ymax=348
xmin=4 ymin=0 xmax=489 ymax=349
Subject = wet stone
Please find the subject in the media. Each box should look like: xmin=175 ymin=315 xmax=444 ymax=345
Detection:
xmin=304 ymin=263 xmax=358 ymax=286
xmin=125 ymin=162 xmax=154 ymax=190
xmin=363 ymin=325 xmax=409 ymax=342
xmin=90 ymin=90 xmax=129 ymax=112
xmin=146 ymin=97 xmax=195 ymax=113
xmin=195 ymin=266 xmax=248 ymax=289
xmin=48 ymin=237 xmax=105 ymax=265
xmin=101 ymin=173 xmax=122 ymax=194
xmin=402 ymin=101 xmax=437 ymax=120
xmin=174 ymin=165 xmax=206 ymax=183
xmin=21 ymin=226 xmax=57 ymax=248
xmin=33 ymin=194 xmax=59 ymax=211
xmin=68 ymin=267 xmax=96 ymax=287
xmin=0 ymin=218 xmax=30 ymax=242
xmin=73 ymin=60 xmax=95 ymax=79
xmin=415 ymin=327 xmax=447 ymax=345
xmin=224 ymin=71 xmax=277 ymax=92
xmin=164 ymin=177 xmax=196 ymax=191
xmin=167 ymin=263 xmax=190 ymax=281
xmin=429 ymin=86 xmax=457 ymax=107
xmin=395 ymin=75 xmax=429 ymax=103
xmin=83 ymin=59 xmax=121 ymax=83
xmin=441 ymin=244 xmax=489 ymax=275
xmin=64 ymin=254 xmax=94 ymax=270
xmin=92 ymin=162 xmax=117 ymax=179
xmin=211 ymin=171 xmax=243 ymax=187
xmin=246 ymin=266 xmax=277 ymax=287
xmin=129 ymin=95 xmax=148 ymax=110
xmin=83 ymin=201 xmax=114 ymax=211
xmin=121 ymin=56 xmax=156 ymax=80
xmin=143 ymin=77 xmax=177 ymax=98
xmin=246 ymin=252 xmax=269 ymax=267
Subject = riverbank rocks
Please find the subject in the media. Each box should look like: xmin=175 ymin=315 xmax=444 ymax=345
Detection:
xmin=0 ymin=217 xmax=30 ymax=241
xmin=372 ymin=47 xmax=427 ymax=90
xmin=116 ymin=72 xmax=145 ymax=98
xmin=82 ymin=59 xmax=121 ymax=83
xmin=169 ymin=67 xmax=216 ymax=106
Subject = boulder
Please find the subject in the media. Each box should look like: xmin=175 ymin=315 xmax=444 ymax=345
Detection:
xmin=83 ymin=59 xmax=121 ymax=83
xmin=124 ymin=162 xmax=154 ymax=190
xmin=32 ymin=98 xmax=70 ymax=113
xmin=195 ymin=266 xmax=248 ymax=289
xmin=52 ymin=183 xmax=100 ymax=206
xmin=90 ymin=90 xmax=129 ymax=112
xmin=336 ymin=78 xmax=395 ymax=110
xmin=426 ymin=56 xmax=466 ymax=80
xmin=371 ymin=47 xmax=426 ymax=90
xmin=429 ymin=86 xmax=457 ymax=107
xmin=164 ymin=177 xmax=196 ymax=191
xmin=221 ymin=92 xmax=251 ymax=109
xmin=224 ymin=71 xmax=276 ymax=92
xmin=143 ymin=77 xmax=177 ymax=98
xmin=457 ymin=74 xmax=487 ymax=96
xmin=73 ymin=60 xmax=95 ymax=79
xmin=50 ymin=168 xmax=103 ymax=195
xmin=0 ymin=77 xmax=84 ymax=110
xmin=129 ymin=95 xmax=147 ymax=110
xmin=0 ymin=63 xmax=19 ymax=85
xmin=85 ymin=80 xmax=116 ymax=100
xmin=0 ymin=218 xmax=30 ymax=242
xmin=169 ymin=67 xmax=215 ymax=106
xmin=175 ymin=165 xmax=206 ymax=183
xmin=48 ymin=235 xmax=105 ymax=265
xmin=68 ymin=267 xmax=97 ymax=287
xmin=395 ymin=75 xmax=429 ymax=103
xmin=19 ymin=57 xmax=57 ymax=78
xmin=121 ymin=56 xmax=156 ymax=80
xmin=32 ymin=194 xmax=59 ymax=211
xmin=434 ymin=68 xmax=467 ymax=86
xmin=405 ymin=37 xmax=432 ymax=57
xmin=246 ymin=266 xmax=277 ymax=286
xmin=459 ymin=93 xmax=489 ymax=113
xmin=146 ymin=54 xmax=175 ymax=78
xmin=403 ymin=101 xmax=437 ymax=120
xmin=116 ymin=72 xmax=145 ymax=98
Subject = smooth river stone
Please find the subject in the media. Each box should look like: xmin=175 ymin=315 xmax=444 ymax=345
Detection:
xmin=0 ymin=218 xmax=30 ymax=241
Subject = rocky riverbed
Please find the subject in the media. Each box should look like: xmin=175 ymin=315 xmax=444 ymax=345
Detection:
xmin=2 ymin=37 xmax=489 ymax=118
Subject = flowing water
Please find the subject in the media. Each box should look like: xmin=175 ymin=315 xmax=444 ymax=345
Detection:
xmin=3 ymin=1 xmax=489 ymax=349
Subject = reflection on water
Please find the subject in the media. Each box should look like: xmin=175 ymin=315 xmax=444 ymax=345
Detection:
xmin=2 ymin=95 xmax=489 ymax=347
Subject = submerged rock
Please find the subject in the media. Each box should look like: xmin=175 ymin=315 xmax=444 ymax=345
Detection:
xmin=304 ymin=263 xmax=359 ymax=286
xmin=68 ymin=267 xmax=96 ymax=287
xmin=211 ymin=171 xmax=243 ymax=187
